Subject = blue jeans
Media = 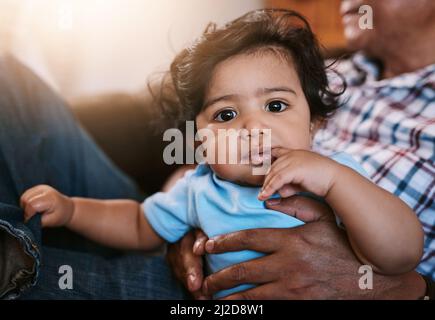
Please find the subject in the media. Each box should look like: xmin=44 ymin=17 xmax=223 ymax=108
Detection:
xmin=0 ymin=54 xmax=186 ymax=299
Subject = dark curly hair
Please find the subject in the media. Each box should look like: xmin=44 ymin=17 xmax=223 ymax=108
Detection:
xmin=152 ymin=8 xmax=345 ymax=128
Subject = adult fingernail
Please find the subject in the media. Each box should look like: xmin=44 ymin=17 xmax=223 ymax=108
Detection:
xmin=203 ymin=281 xmax=209 ymax=295
xmin=193 ymin=241 xmax=201 ymax=254
xmin=266 ymin=198 xmax=281 ymax=206
xmin=188 ymin=274 xmax=196 ymax=291
xmin=205 ymin=240 xmax=215 ymax=252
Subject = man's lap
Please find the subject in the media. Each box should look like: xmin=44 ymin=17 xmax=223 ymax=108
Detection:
xmin=0 ymin=54 xmax=184 ymax=299
xmin=20 ymin=246 xmax=187 ymax=300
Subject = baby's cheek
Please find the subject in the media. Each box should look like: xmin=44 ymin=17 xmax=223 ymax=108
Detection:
xmin=200 ymin=135 xmax=240 ymax=164
xmin=209 ymin=163 xmax=238 ymax=181
xmin=246 ymin=173 xmax=266 ymax=187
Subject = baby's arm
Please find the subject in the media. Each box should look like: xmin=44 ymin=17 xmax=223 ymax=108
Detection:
xmin=324 ymin=162 xmax=424 ymax=274
xmin=259 ymin=149 xmax=424 ymax=275
xmin=20 ymin=185 xmax=164 ymax=251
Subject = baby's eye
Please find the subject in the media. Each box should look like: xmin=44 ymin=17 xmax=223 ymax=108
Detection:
xmin=265 ymin=100 xmax=288 ymax=113
xmin=214 ymin=109 xmax=237 ymax=122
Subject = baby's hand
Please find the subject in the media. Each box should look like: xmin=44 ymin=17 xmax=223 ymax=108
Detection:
xmin=258 ymin=148 xmax=339 ymax=201
xmin=20 ymin=185 xmax=74 ymax=227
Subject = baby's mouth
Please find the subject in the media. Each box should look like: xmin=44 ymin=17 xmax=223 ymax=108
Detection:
xmin=240 ymin=145 xmax=278 ymax=167
xmin=250 ymin=151 xmax=270 ymax=165
xmin=249 ymin=151 xmax=276 ymax=167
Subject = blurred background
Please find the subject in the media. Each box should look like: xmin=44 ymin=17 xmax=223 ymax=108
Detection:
xmin=0 ymin=0 xmax=347 ymax=193
xmin=0 ymin=0 xmax=346 ymax=101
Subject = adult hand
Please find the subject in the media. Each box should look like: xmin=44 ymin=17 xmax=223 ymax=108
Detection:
xmin=166 ymin=195 xmax=333 ymax=299
xmin=166 ymin=229 xmax=210 ymax=299
xmin=201 ymin=197 xmax=426 ymax=299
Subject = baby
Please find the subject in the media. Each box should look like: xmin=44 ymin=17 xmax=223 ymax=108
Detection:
xmin=21 ymin=9 xmax=423 ymax=298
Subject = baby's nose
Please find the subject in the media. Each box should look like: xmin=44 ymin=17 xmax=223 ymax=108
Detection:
xmin=242 ymin=115 xmax=270 ymax=133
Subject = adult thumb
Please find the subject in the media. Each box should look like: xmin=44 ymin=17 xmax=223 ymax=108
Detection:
xmin=265 ymin=197 xmax=298 ymax=216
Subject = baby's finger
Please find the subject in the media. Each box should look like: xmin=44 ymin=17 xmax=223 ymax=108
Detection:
xmin=20 ymin=185 xmax=50 ymax=208
xmin=259 ymin=170 xmax=295 ymax=200
xmin=20 ymin=188 xmax=42 ymax=209
xmin=265 ymin=154 xmax=288 ymax=174
xmin=264 ymin=158 xmax=293 ymax=184
xmin=271 ymin=147 xmax=291 ymax=158
xmin=277 ymin=184 xmax=301 ymax=198
xmin=261 ymin=167 xmax=282 ymax=199
xmin=23 ymin=194 xmax=53 ymax=221
xmin=262 ymin=158 xmax=294 ymax=193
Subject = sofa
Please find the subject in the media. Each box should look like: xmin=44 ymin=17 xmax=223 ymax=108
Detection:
xmin=71 ymin=91 xmax=181 ymax=196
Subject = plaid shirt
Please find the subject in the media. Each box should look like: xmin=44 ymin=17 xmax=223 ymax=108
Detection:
xmin=314 ymin=54 xmax=435 ymax=279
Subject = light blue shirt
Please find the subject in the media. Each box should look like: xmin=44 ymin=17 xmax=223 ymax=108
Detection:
xmin=142 ymin=152 xmax=368 ymax=298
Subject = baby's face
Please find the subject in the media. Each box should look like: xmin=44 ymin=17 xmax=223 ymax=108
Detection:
xmin=196 ymin=51 xmax=312 ymax=186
